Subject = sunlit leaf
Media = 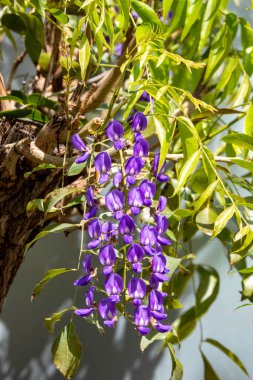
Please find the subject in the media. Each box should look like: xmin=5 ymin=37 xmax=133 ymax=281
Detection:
xmin=45 ymin=308 xmax=72 ymax=334
xmin=173 ymin=150 xmax=201 ymax=196
xmin=168 ymin=343 xmax=183 ymax=380
xmin=212 ymin=206 xmax=235 ymax=238
xmin=201 ymin=352 xmax=220 ymax=380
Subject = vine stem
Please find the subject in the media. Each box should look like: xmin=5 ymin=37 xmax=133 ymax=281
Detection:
xmin=119 ymin=148 xmax=127 ymax=314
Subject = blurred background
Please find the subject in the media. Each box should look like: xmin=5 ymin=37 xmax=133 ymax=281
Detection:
xmin=0 ymin=2 xmax=253 ymax=379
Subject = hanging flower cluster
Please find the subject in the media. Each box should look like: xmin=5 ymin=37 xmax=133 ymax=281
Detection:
xmin=72 ymin=112 xmax=172 ymax=335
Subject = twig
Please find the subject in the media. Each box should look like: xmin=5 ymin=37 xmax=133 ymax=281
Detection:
xmin=7 ymin=51 xmax=27 ymax=92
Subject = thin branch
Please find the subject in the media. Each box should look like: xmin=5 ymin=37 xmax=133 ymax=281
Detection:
xmin=7 ymin=51 xmax=27 ymax=92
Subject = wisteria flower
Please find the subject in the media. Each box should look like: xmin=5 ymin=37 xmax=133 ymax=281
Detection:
xmin=131 ymin=112 xmax=147 ymax=132
xmin=128 ymin=186 xmax=143 ymax=215
xmin=99 ymin=244 xmax=116 ymax=275
xmin=86 ymin=186 xmax=96 ymax=207
xmin=102 ymin=221 xmax=118 ymax=242
xmin=156 ymin=215 xmax=171 ymax=246
xmin=94 ymin=152 xmax=112 ymax=184
xmin=113 ymin=170 xmax=123 ymax=187
xmin=139 ymin=179 xmax=156 ymax=206
xmin=127 ymin=244 xmax=144 ymax=273
xmin=140 ymin=225 xmax=158 ymax=247
xmin=88 ymin=218 xmax=102 ymax=249
xmin=149 ymin=289 xmax=167 ymax=320
xmin=119 ymin=214 xmax=135 ymax=244
xmin=133 ymin=137 xmax=149 ymax=158
xmin=105 ymin=189 xmax=125 ymax=220
xmin=74 ymin=255 xmax=95 ymax=286
xmin=99 ymin=298 xmax=117 ymax=327
xmin=74 ymin=285 xmax=95 ymax=317
xmin=128 ymin=277 xmax=146 ymax=305
xmin=84 ymin=205 xmax=98 ymax=220
xmin=151 ymin=253 xmax=170 ymax=286
xmin=153 ymin=153 xmax=169 ymax=182
xmin=125 ymin=156 xmax=145 ymax=187
xmin=71 ymin=133 xmax=90 ymax=164
xmin=157 ymin=196 xmax=167 ymax=213
xmin=104 ymin=273 xmax=123 ymax=303
xmin=106 ymin=120 xmax=125 ymax=150
xmin=134 ymin=305 xmax=151 ymax=335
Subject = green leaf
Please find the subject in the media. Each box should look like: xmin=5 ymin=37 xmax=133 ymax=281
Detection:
xmin=32 ymin=268 xmax=77 ymax=299
xmin=244 ymin=102 xmax=253 ymax=136
xmin=239 ymin=267 xmax=253 ymax=274
xmin=168 ymin=266 xmax=219 ymax=343
xmin=153 ymin=115 xmax=175 ymax=172
xmin=205 ymin=338 xmax=249 ymax=376
xmin=212 ymin=206 xmax=235 ymax=238
xmin=204 ymin=25 xmax=231 ymax=82
xmin=201 ymin=352 xmax=220 ymax=380
xmin=0 ymin=108 xmax=48 ymax=123
xmin=193 ymin=180 xmax=218 ymax=214
xmin=222 ymin=132 xmax=253 ymax=151
xmin=67 ymin=161 xmax=87 ymax=176
xmin=167 ymin=343 xmax=183 ymax=380
xmin=79 ymin=38 xmax=90 ymax=82
xmin=1 ymin=13 xmax=26 ymax=34
xmin=196 ymin=205 xmax=217 ymax=236
xmin=163 ymin=0 xmax=174 ymax=21
xmin=173 ymin=150 xmax=201 ymax=196
xmin=22 ymin=14 xmax=44 ymax=63
xmin=25 ymin=223 xmax=76 ymax=253
xmin=27 ymin=93 xmax=57 ymax=109
xmin=198 ymin=0 xmax=220 ymax=52
xmin=181 ymin=0 xmax=203 ymax=40
xmin=24 ymin=163 xmax=57 ymax=179
xmin=118 ymin=0 xmax=129 ymax=30
xmin=52 ymin=322 xmax=82 ymax=379
xmin=131 ymin=0 xmax=162 ymax=27
xmin=231 ymin=158 xmax=253 ymax=173
xmin=45 ymin=308 xmax=72 ymax=334
xmin=177 ymin=116 xmax=200 ymax=160
xmin=215 ymin=57 xmax=238 ymax=95
xmin=44 ymin=187 xmax=81 ymax=213
xmin=48 ymin=8 xmax=69 ymax=24
xmin=232 ymin=74 xmax=250 ymax=107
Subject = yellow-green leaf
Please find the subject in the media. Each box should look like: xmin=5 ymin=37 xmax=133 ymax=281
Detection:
xmin=212 ymin=206 xmax=235 ymax=238
xmin=79 ymin=38 xmax=90 ymax=82
xmin=193 ymin=180 xmax=218 ymax=214
xmin=198 ymin=0 xmax=220 ymax=52
xmin=173 ymin=150 xmax=201 ymax=195
xmin=182 ymin=0 xmax=203 ymax=40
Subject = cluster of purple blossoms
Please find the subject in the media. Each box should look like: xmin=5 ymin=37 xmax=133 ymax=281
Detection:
xmin=72 ymin=112 xmax=172 ymax=335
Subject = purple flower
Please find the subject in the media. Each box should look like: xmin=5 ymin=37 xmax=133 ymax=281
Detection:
xmin=149 ymin=289 xmax=167 ymax=320
xmin=125 ymin=156 xmax=145 ymax=176
xmin=106 ymin=120 xmax=125 ymax=150
xmin=74 ymin=285 xmax=96 ymax=317
xmin=74 ymin=254 xmax=95 ymax=286
xmin=105 ymin=189 xmax=125 ymax=220
xmin=139 ymin=91 xmax=150 ymax=102
xmin=127 ymin=244 xmax=144 ymax=273
xmin=119 ymin=214 xmax=135 ymax=244
xmin=139 ymin=179 xmax=156 ymax=206
xmin=99 ymin=244 xmax=116 ymax=275
xmin=156 ymin=215 xmax=171 ymax=246
xmin=105 ymin=273 xmax=123 ymax=303
xmin=71 ymin=134 xmax=90 ymax=164
xmin=133 ymin=137 xmax=149 ymax=158
xmin=157 ymin=196 xmax=167 ymax=213
xmin=115 ymin=43 xmax=123 ymax=56
xmin=153 ymin=322 xmax=172 ymax=333
xmin=84 ymin=205 xmax=98 ymax=220
xmin=86 ymin=186 xmax=96 ymax=207
xmin=94 ymin=152 xmax=112 ymax=184
xmin=99 ymin=298 xmax=117 ymax=327
xmin=134 ymin=305 xmax=151 ymax=335
xmin=128 ymin=187 xmax=143 ymax=215
xmin=128 ymin=277 xmax=146 ymax=305
xmin=140 ymin=225 xmax=158 ymax=246
xmin=131 ymin=112 xmax=147 ymax=132
xmin=88 ymin=218 xmax=102 ymax=249
xmin=151 ymin=253 xmax=169 ymax=283
xmin=153 ymin=153 xmax=169 ymax=182
xmin=113 ymin=170 xmax=123 ymax=187
xmin=71 ymin=133 xmax=87 ymax=152
xmin=102 ymin=221 xmax=118 ymax=242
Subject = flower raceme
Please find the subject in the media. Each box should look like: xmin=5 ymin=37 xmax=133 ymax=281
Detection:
xmin=72 ymin=112 xmax=172 ymax=335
